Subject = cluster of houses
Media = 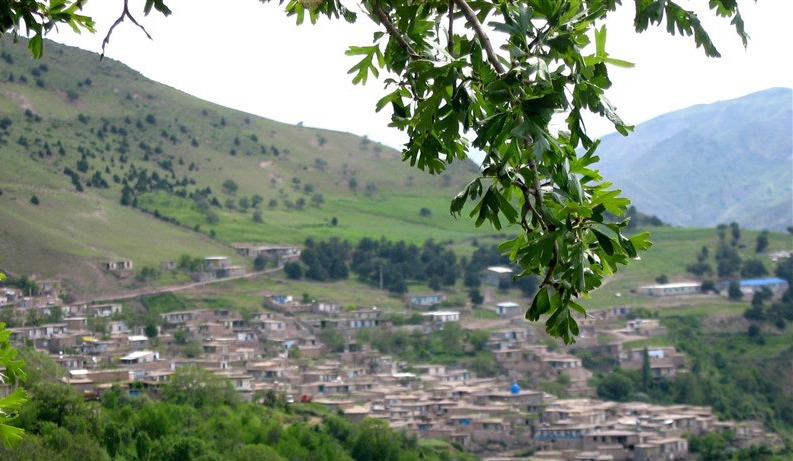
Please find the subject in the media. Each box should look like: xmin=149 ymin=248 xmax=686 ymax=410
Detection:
xmin=0 ymin=278 xmax=782 ymax=460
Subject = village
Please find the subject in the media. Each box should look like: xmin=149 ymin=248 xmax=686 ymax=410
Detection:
xmin=1 ymin=245 xmax=788 ymax=461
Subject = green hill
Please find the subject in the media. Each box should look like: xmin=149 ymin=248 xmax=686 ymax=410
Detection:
xmin=0 ymin=38 xmax=486 ymax=297
xmin=596 ymin=88 xmax=793 ymax=230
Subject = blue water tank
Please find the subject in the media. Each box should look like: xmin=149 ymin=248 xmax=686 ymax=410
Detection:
xmin=510 ymin=383 xmax=520 ymax=394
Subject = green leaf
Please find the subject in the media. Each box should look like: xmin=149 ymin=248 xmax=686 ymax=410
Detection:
xmin=28 ymin=34 xmax=43 ymax=58
xmin=526 ymin=287 xmax=550 ymax=321
xmin=591 ymin=228 xmax=615 ymax=255
xmin=0 ymin=388 xmax=28 ymax=412
xmin=630 ymin=232 xmax=654 ymax=251
xmin=0 ymin=423 xmax=25 ymax=449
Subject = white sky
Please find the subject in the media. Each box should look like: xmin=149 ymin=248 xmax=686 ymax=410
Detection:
xmin=51 ymin=0 xmax=793 ymax=149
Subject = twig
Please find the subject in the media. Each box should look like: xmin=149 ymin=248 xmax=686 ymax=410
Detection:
xmin=101 ymin=0 xmax=153 ymax=59
xmin=525 ymin=157 xmax=559 ymax=288
xmin=452 ymin=0 xmax=505 ymax=74
xmin=370 ymin=3 xmax=420 ymax=60
xmin=514 ymin=179 xmax=544 ymax=234
xmin=447 ymin=0 xmax=454 ymax=55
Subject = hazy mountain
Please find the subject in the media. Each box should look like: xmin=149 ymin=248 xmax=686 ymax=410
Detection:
xmin=596 ymin=88 xmax=792 ymax=230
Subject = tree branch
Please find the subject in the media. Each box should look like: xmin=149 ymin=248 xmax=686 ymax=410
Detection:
xmin=447 ymin=0 xmax=454 ymax=55
xmin=370 ymin=3 xmax=420 ymax=60
xmin=452 ymin=0 xmax=505 ymax=74
xmin=101 ymin=0 xmax=153 ymax=59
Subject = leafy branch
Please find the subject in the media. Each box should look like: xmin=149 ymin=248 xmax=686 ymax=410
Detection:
xmin=0 ymin=0 xmax=750 ymax=343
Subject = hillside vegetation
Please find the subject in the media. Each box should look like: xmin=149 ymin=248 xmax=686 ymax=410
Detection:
xmin=0 ymin=39 xmax=485 ymax=296
xmin=0 ymin=356 xmax=476 ymax=461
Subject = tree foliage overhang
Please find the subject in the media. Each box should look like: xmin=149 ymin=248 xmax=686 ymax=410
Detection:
xmin=0 ymin=0 xmax=749 ymax=343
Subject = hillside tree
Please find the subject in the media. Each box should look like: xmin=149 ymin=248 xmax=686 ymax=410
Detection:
xmin=0 ymin=0 xmax=749 ymax=343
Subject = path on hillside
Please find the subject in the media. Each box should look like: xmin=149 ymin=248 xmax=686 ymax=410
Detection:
xmin=75 ymin=267 xmax=282 ymax=304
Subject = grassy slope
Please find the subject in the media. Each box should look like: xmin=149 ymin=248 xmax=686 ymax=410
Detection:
xmin=0 ymin=38 xmax=488 ymax=296
xmin=580 ymin=226 xmax=793 ymax=310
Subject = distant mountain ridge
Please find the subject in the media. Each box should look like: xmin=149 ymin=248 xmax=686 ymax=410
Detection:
xmin=596 ymin=88 xmax=792 ymax=230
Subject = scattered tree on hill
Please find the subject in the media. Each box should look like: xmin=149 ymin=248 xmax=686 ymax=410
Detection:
xmin=205 ymin=211 xmax=219 ymax=224
xmin=740 ymin=259 xmax=767 ymax=278
xmin=700 ymin=280 xmax=718 ymax=294
xmin=221 ymin=179 xmax=239 ymax=195
xmin=468 ymin=288 xmax=484 ymax=306
xmin=253 ymin=254 xmax=267 ymax=271
xmin=29 ymin=195 xmax=39 ymax=205
xmin=686 ymin=261 xmax=712 ymax=277
xmin=283 ymin=261 xmax=303 ymax=280
xmin=715 ymin=242 xmax=742 ymax=278
xmin=755 ymin=230 xmax=769 ymax=253
xmin=595 ymin=370 xmax=636 ymax=402
xmin=727 ymin=281 xmax=743 ymax=301
xmin=729 ymin=222 xmax=741 ymax=246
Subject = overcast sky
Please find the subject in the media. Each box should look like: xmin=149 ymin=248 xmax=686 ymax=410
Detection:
xmin=51 ymin=0 xmax=793 ymax=149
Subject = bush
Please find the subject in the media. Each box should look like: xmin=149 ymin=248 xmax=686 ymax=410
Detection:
xmin=727 ymin=281 xmax=743 ymax=301
xmin=284 ymin=262 xmax=303 ymax=280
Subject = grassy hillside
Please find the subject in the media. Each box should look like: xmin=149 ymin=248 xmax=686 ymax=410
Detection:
xmin=0 ymin=38 xmax=488 ymax=296
xmin=581 ymin=226 xmax=793 ymax=309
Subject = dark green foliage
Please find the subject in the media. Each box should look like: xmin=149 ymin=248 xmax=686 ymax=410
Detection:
xmin=741 ymin=259 xmax=768 ymax=278
xmin=595 ymin=369 xmax=636 ymax=402
xmin=746 ymin=324 xmax=764 ymax=345
xmin=301 ymin=237 xmax=351 ymax=281
xmin=700 ymin=280 xmax=717 ymax=293
xmin=468 ymin=288 xmax=483 ymax=305
xmin=163 ymin=367 xmax=239 ymax=408
xmin=144 ymin=323 xmax=158 ymax=338
xmin=595 ymin=316 xmax=793 ymax=431
xmin=755 ymin=230 xmax=770 ymax=253
xmin=686 ymin=261 xmax=712 ymax=277
xmin=351 ymin=237 xmax=460 ymax=293
xmin=623 ymin=206 xmax=666 ymax=229
xmin=283 ymin=261 xmax=303 ymax=280
xmin=716 ymin=242 xmax=742 ymax=278
xmin=358 ymin=323 xmax=494 ymax=371
xmin=776 ymin=257 xmax=793 ymax=283
xmin=3 ymin=274 xmax=39 ymax=296
xmin=318 ymin=329 xmax=346 ymax=353
xmin=221 ymin=179 xmax=239 ymax=195
xmin=727 ymin=281 xmax=743 ymax=301
xmin=136 ymin=266 xmax=160 ymax=282
xmin=29 ymin=195 xmax=39 ymax=205
xmin=253 ymin=254 xmax=267 ymax=271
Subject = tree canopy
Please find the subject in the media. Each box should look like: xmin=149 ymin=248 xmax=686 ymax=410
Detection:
xmin=0 ymin=0 xmax=749 ymax=342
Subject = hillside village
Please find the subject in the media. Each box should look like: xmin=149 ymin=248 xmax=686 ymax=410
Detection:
xmin=2 ymin=249 xmax=788 ymax=461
